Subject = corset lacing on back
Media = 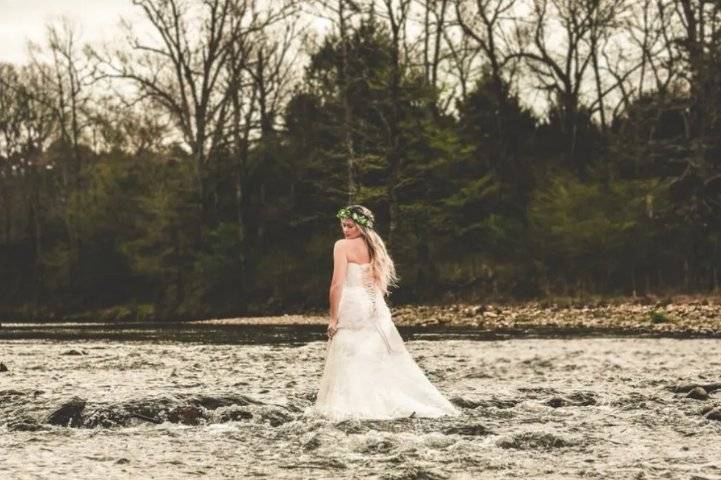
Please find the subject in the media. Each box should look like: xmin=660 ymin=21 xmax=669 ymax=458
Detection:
xmin=350 ymin=263 xmax=395 ymax=354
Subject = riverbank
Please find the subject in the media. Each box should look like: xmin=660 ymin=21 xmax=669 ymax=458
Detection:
xmin=190 ymin=295 xmax=721 ymax=337
xmin=3 ymin=295 xmax=720 ymax=337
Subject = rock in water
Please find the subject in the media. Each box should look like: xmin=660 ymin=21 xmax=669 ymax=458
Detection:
xmin=189 ymin=394 xmax=262 ymax=410
xmin=216 ymin=408 xmax=253 ymax=423
xmin=0 ymin=389 xmax=24 ymax=402
xmin=449 ymin=396 xmax=483 ymax=409
xmin=47 ymin=397 xmax=86 ymax=427
xmin=497 ymin=432 xmax=571 ymax=450
xmin=546 ymin=397 xmax=568 ymax=408
xmin=547 ymin=392 xmax=598 ymax=408
xmin=567 ymin=391 xmax=598 ymax=406
xmin=668 ymin=382 xmax=721 ymax=394
xmin=442 ymin=424 xmax=492 ymax=436
xmin=705 ymin=408 xmax=721 ymax=422
xmin=0 ymin=363 xmax=8 ymax=372
xmin=8 ymin=417 xmax=47 ymax=432
xmin=302 ymin=433 xmax=321 ymax=451
xmin=262 ymin=409 xmax=291 ymax=427
xmin=167 ymin=405 xmax=205 ymax=425
xmin=687 ymin=387 xmax=709 ymax=401
xmin=61 ymin=349 xmax=86 ymax=356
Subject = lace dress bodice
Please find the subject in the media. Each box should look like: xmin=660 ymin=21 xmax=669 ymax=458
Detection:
xmin=337 ymin=263 xmax=387 ymax=334
xmin=342 ymin=262 xmax=373 ymax=288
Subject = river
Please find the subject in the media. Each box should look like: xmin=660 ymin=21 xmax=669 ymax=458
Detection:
xmin=1 ymin=323 xmax=720 ymax=479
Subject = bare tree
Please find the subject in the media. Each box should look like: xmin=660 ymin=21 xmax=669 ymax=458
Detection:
xmin=440 ymin=17 xmax=482 ymax=104
xmin=454 ymin=0 xmax=523 ymax=181
xmin=310 ymin=0 xmax=364 ymax=203
xmin=375 ymin=0 xmax=412 ymax=246
xmin=236 ymin=14 xmax=303 ymax=245
xmin=666 ymin=0 xmax=721 ymax=228
xmin=0 ymin=63 xmax=56 ymax=295
xmin=25 ymin=19 xmax=96 ymax=285
xmin=626 ymin=0 xmax=679 ymax=100
xmin=95 ymin=0 xmax=295 ymax=219
xmin=515 ymin=0 xmax=625 ymax=175
xmin=454 ymin=0 xmax=519 ymax=96
xmin=418 ymin=0 xmax=450 ymax=93
xmin=29 ymin=19 xmax=95 ymax=172
xmin=0 ymin=64 xmax=25 ymax=246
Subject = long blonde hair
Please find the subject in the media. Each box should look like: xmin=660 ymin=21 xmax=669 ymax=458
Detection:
xmin=343 ymin=205 xmax=399 ymax=295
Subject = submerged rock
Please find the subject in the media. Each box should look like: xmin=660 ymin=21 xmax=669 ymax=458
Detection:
xmin=360 ymin=437 xmax=397 ymax=454
xmin=567 ymin=391 xmax=598 ymax=405
xmin=705 ymin=408 xmax=721 ymax=422
xmin=442 ymin=424 xmax=492 ymax=436
xmin=668 ymin=382 xmax=721 ymax=394
xmin=449 ymin=396 xmax=483 ymax=409
xmin=383 ymin=465 xmax=448 ymax=480
xmin=301 ymin=391 xmax=317 ymax=402
xmin=188 ymin=393 xmax=262 ymax=410
xmin=497 ymin=432 xmax=572 ymax=450
xmin=121 ymin=396 xmax=178 ymax=422
xmin=489 ymin=398 xmax=521 ymax=409
xmin=302 ymin=433 xmax=321 ymax=451
xmin=46 ymin=397 xmax=86 ymax=427
xmin=546 ymin=397 xmax=570 ymax=408
xmin=704 ymin=383 xmax=721 ymax=394
xmin=61 ymin=349 xmax=86 ymax=356
xmin=450 ymin=395 xmax=519 ymax=410
xmin=546 ymin=391 xmax=598 ymax=408
xmin=8 ymin=417 xmax=48 ymax=432
xmin=214 ymin=407 xmax=253 ymax=423
xmin=0 ymin=362 xmax=8 ymax=372
xmin=167 ymin=405 xmax=206 ymax=425
xmin=687 ymin=387 xmax=709 ymax=401
xmin=77 ymin=393 xmax=267 ymax=428
xmin=0 ymin=389 xmax=24 ymax=402
xmin=259 ymin=408 xmax=292 ymax=427
xmin=334 ymin=419 xmax=369 ymax=434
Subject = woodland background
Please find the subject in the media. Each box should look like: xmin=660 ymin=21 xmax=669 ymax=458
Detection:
xmin=1 ymin=0 xmax=720 ymax=321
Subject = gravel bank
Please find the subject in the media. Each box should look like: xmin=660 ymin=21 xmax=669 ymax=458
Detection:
xmin=192 ymin=297 xmax=721 ymax=336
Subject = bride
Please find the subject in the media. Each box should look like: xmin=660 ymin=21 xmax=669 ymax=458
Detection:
xmin=310 ymin=204 xmax=459 ymax=421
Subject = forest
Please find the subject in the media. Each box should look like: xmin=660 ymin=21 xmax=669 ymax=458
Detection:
xmin=0 ymin=0 xmax=719 ymax=321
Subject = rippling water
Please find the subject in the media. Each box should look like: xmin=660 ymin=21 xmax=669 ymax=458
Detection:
xmin=2 ymin=324 xmax=721 ymax=479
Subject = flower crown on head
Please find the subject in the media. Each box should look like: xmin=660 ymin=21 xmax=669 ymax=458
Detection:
xmin=336 ymin=207 xmax=374 ymax=229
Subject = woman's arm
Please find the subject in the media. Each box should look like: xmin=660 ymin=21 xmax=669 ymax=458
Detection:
xmin=328 ymin=239 xmax=348 ymax=337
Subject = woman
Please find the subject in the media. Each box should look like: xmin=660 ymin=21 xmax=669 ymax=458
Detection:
xmin=311 ymin=205 xmax=459 ymax=421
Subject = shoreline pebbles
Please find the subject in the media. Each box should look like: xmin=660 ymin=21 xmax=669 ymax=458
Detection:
xmin=192 ymin=298 xmax=721 ymax=336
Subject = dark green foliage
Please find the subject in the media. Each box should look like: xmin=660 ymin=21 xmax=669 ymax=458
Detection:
xmin=1 ymin=12 xmax=720 ymax=322
xmin=649 ymin=311 xmax=669 ymax=324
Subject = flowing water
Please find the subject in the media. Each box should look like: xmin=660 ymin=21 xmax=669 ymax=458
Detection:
xmin=1 ymin=323 xmax=721 ymax=479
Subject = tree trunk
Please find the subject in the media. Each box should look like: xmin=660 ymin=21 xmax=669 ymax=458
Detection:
xmin=385 ymin=2 xmax=406 ymax=248
xmin=338 ymin=0 xmax=357 ymax=203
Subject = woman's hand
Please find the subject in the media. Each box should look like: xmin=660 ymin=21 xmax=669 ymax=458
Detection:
xmin=326 ymin=321 xmax=338 ymax=339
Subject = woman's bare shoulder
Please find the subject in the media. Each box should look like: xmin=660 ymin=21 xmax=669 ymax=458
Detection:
xmin=333 ymin=238 xmax=349 ymax=252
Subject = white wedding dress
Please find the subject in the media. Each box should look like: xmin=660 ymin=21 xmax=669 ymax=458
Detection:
xmin=309 ymin=262 xmax=460 ymax=421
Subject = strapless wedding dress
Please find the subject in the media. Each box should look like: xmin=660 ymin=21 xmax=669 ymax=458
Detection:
xmin=309 ymin=262 xmax=459 ymax=421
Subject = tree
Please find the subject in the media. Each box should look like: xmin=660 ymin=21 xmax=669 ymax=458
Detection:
xmin=96 ymin=0 xmax=295 ymax=224
xmin=517 ymin=0 xmax=626 ymax=176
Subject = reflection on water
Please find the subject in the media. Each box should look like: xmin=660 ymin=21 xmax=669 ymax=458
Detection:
xmin=1 ymin=325 xmax=721 ymax=479
xmin=3 ymin=321 xmax=713 ymax=345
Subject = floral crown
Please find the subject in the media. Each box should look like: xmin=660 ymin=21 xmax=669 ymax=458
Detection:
xmin=336 ymin=207 xmax=374 ymax=229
